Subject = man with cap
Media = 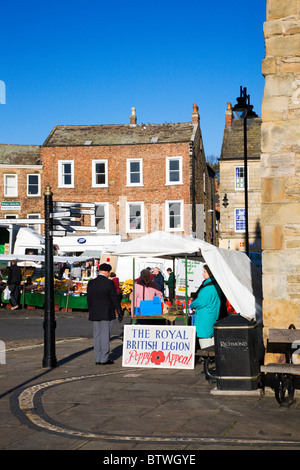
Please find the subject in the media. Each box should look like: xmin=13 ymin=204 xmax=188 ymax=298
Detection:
xmin=87 ymin=263 xmax=123 ymax=365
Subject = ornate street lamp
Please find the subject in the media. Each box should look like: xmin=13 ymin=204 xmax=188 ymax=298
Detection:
xmin=232 ymin=87 xmax=258 ymax=257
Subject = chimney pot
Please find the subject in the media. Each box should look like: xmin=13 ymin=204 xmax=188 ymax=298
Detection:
xmin=130 ymin=107 xmax=137 ymax=126
xmin=192 ymin=103 xmax=199 ymax=124
xmin=225 ymin=102 xmax=233 ymax=127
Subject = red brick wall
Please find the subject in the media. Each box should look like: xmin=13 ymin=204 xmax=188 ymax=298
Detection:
xmin=41 ymin=142 xmax=195 ymax=238
xmin=0 ymin=168 xmax=44 ymax=219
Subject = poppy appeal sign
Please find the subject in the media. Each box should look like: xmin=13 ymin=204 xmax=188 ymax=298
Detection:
xmin=122 ymin=325 xmax=196 ymax=369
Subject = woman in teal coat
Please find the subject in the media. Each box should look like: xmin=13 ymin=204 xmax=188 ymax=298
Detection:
xmin=190 ymin=265 xmax=222 ymax=348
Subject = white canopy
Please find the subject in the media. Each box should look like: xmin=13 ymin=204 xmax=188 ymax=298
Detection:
xmin=0 ymin=254 xmax=91 ymax=264
xmin=107 ymin=231 xmax=262 ymax=322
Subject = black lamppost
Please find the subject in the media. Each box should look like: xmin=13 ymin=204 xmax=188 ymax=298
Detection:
xmin=42 ymin=184 xmax=57 ymax=368
xmin=232 ymin=86 xmax=258 ymax=257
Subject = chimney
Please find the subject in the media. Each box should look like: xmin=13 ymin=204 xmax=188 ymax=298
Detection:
xmin=225 ymin=102 xmax=233 ymax=127
xmin=130 ymin=107 xmax=137 ymax=127
xmin=192 ymin=103 xmax=199 ymax=124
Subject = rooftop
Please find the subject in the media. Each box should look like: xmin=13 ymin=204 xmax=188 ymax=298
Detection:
xmin=0 ymin=144 xmax=41 ymax=165
xmin=42 ymin=122 xmax=198 ymax=147
xmin=220 ymin=117 xmax=262 ymax=161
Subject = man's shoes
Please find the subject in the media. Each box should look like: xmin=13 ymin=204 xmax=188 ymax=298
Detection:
xmin=11 ymin=305 xmax=19 ymax=310
xmin=95 ymin=361 xmax=115 ymax=365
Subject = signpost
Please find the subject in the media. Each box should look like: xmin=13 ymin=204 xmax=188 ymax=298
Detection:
xmin=42 ymin=186 xmax=95 ymax=367
xmin=42 ymin=185 xmax=57 ymax=368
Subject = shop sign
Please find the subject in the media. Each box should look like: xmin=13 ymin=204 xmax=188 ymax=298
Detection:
xmin=122 ymin=324 xmax=196 ymax=370
xmin=1 ymin=201 xmax=21 ymax=210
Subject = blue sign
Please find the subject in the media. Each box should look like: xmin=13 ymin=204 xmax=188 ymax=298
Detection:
xmin=77 ymin=238 xmax=86 ymax=244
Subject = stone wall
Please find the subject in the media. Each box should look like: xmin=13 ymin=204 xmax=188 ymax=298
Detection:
xmin=261 ymin=0 xmax=300 ymax=344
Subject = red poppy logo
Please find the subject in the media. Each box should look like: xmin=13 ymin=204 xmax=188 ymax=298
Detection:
xmin=150 ymin=350 xmax=165 ymax=365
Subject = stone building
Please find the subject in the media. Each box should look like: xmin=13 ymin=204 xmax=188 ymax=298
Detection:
xmin=40 ymin=105 xmax=216 ymax=243
xmin=261 ymin=0 xmax=300 ymax=333
xmin=219 ymin=103 xmax=262 ymax=269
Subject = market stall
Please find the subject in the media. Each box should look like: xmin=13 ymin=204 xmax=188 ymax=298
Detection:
xmin=0 ymin=253 xmax=92 ymax=311
xmin=107 ymin=231 xmax=263 ymax=324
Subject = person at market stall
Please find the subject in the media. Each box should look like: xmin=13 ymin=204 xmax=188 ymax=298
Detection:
xmin=165 ymin=267 xmax=175 ymax=304
xmin=109 ymin=271 xmax=122 ymax=302
xmin=132 ymin=269 xmax=164 ymax=325
xmin=7 ymin=259 xmax=22 ymax=310
xmin=87 ymin=263 xmax=123 ymax=365
xmin=59 ymin=263 xmax=69 ymax=280
xmin=22 ymin=276 xmax=35 ymax=293
xmin=189 ymin=264 xmax=222 ymax=349
xmin=153 ymin=267 xmax=164 ymax=297
xmin=71 ymin=262 xmax=83 ymax=280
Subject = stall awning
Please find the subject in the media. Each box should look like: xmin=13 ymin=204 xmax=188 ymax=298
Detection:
xmin=107 ymin=231 xmax=262 ymax=322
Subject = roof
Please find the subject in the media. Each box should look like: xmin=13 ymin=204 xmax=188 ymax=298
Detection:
xmin=42 ymin=123 xmax=197 ymax=147
xmin=0 ymin=144 xmax=41 ymax=165
xmin=220 ymin=118 xmax=262 ymax=161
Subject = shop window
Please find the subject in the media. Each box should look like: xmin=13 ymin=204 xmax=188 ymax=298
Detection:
xmin=165 ymin=200 xmax=183 ymax=231
xmin=126 ymin=202 xmax=144 ymax=232
xmin=93 ymin=203 xmax=109 ymax=231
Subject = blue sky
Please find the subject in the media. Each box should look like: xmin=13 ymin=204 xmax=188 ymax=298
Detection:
xmin=0 ymin=0 xmax=266 ymax=157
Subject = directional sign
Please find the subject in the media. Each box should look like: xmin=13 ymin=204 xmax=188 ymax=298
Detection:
xmin=53 ymin=225 xmax=97 ymax=232
xmin=70 ymin=209 xmax=95 ymax=215
xmin=49 ymin=230 xmax=66 ymax=237
xmin=54 ymin=202 xmax=95 ymax=208
xmin=54 ymin=219 xmax=81 ymax=226
xmin=50 ymin=211 xmax=72 ymax=218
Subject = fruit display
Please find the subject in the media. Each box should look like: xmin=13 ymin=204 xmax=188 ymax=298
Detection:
xmin=120 ymin=279 xmax=133 ymax=296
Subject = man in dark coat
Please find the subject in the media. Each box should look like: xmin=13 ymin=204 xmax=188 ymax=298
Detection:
xmin=8 ymin=260 xmax=22 ymax=310
xmin=87 ymin=263 xmax=123 ymax=365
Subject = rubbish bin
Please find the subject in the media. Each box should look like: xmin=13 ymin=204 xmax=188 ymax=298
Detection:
xmin=213 ymin=314 xmax=260 ymax=391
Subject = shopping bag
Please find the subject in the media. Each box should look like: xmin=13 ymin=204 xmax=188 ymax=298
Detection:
xmin=3 ymin=287 xmax=11 ymax=300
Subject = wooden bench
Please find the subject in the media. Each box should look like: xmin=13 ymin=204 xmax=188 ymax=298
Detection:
xmin=196 ymin=345 xmax=216 ymax=383
xmin=261 ymin=325 xmax=300 ymax=407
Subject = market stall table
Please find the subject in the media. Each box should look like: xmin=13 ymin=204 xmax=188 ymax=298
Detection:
xmin=1 ymin=292 xmax=88 ymax=311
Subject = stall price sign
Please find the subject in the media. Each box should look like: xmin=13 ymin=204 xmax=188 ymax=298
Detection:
xmin=122 ymin=325 xmax=196 ymax=370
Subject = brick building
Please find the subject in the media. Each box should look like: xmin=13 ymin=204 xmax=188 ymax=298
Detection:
xmin=219 ymin=102 xmax=262 ymax=269
xmin=0 ymin=144 xmax=43 ymax=233
xmin=40 ymin=105 xmax=216 ymax=244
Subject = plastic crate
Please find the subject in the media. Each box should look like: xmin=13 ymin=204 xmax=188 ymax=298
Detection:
xmin=135 ymin=297 xmax=162 ymax=316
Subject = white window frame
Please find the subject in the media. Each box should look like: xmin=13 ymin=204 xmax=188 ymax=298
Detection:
xmin=235 ymin=166 xmax=249 ymax=190
xmin=58 ymin=160 xmax=74 ymax=188
xmin=126 ymin=201 xmax=145 ymax=233
xmin=126 ymin=158 xmax=143 ymax=186
xmin=165 ymin=200 xmax=184 ymax=231
xmin=166 ymin=156 xmax=183 ymax=185
xmin=27 ymin=213 xmax=41 ymax=234
xmin=4 ymin=174 xmax=18 ymax=197
xmin=27 ymin=173 xmax=41 ymax=196
xmin=92 ymin=202 xmax=109 ymax=232
xmin=235 ymin=208 xmax=246 ymax=233
xmin=92 ymin=160 xmax=108 ymax=188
